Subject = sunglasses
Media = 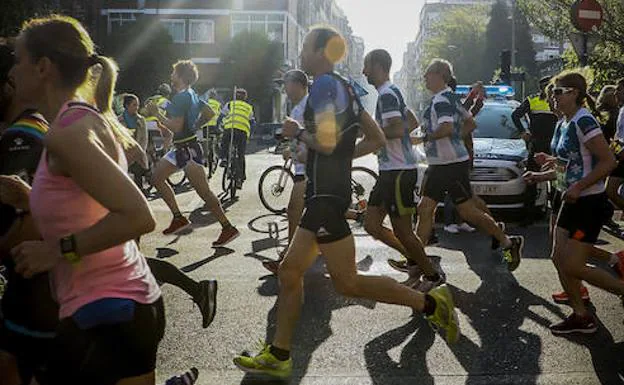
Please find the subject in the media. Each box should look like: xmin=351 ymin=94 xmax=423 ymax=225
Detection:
xmin=552 ymin=87 xmax=576 ymax=96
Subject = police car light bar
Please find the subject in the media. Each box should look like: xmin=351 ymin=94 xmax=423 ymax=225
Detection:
xmin=455 ymin=85 xmax=515 ymax=98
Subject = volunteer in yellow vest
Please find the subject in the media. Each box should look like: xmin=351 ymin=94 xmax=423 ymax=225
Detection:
xmin=142 ymin=83 xmax=173 ymax=146
xmin=512 ymin=76 xmax=558 ymax=155
xmin=219 ymin=88 xmax=255 ymax=188
xmin=204 ymin=89 xmax=222 ymax=136
xmin=512 ymin=76 xmax=558 ymax=225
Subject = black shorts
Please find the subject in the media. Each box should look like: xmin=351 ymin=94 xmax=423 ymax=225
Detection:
xmin=422 ymin=160 xmax=472 ymax=205
xmin=46 ymin=298 xmax=165 ymax=385
xmin=0 ymin=322 xmax=54 ymax=385
xmin=611 ymin=160 xmax=624 ymax=178
xmin=300 ymin=197 xmax=351 ymax=244
xmin=165 ymin=140 xmax=204 ymax=169
xmin=552 ymin=192 xmax=612 ymax=244
xmin=368 ymin=169 xmax=417 ymax=217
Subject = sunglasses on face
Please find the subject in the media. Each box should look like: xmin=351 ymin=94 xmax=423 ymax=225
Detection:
xmin=552 ymin=87 xmax=576 ymax=96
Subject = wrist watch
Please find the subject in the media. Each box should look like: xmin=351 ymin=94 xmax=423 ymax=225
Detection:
xmin=60 ymin=234 xmax=81 ymax=265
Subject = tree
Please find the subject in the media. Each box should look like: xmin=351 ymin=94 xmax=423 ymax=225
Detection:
xmin=101 ymin=17 xmax=187 ymax=99
xmin=0 ymin=0 xmax=57 ymax=36
xmin=218 ymin=31 xmax=283 ymax=104
xmin=483 ymin=0 xmax=537 ymax=83
xmin=420 ymin=5 xmax=488 ymax=84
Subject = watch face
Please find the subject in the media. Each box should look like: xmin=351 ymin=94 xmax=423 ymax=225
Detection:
xmin=60 ymin=236 xmax=75 ymax=253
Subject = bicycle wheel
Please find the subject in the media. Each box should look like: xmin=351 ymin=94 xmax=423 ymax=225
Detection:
xmin=351 ymin=166 xmax=378 ymax=205
xmin=258 ymin=165 xmax=295 ymax=214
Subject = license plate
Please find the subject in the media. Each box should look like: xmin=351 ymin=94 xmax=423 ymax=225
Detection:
xmin=473 ymin=185 xmax=498 ymax=195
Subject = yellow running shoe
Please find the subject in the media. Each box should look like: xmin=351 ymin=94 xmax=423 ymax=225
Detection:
xmin=233 ymin=342 xmax=292 ymax=379
xmin=426 ymin=285 xmax=460 ymax=344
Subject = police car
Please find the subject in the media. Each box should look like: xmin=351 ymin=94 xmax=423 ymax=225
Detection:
xmin=416 ymin=85 xmax=548 ymax=212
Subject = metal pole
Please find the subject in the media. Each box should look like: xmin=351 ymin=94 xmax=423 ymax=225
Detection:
xmin=511 ymin=0 xmax=516 ymax=68
xmin=580 ymin=33 xmax=588 ymax=66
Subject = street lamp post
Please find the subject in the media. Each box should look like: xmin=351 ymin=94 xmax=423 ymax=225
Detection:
xmin=509 ymin=0 xmax=516 ymax=69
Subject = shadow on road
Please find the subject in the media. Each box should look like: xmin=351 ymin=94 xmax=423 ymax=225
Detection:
xmin=239 ymin=256 xmax=376 ymax=385
xmin=180 ymin=247 xmax=235 ymax=273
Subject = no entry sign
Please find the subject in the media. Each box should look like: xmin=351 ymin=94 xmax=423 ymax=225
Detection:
xmin=571 ymin=0 xmax=604 ymax=32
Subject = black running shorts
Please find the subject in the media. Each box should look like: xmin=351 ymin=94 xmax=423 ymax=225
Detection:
xmin=421 ymin=160 xmax=472 ymax=205
xmin=46 ymin=298 xmax=165 ymax=385
xmin=552 ymin=192 xmax=612 ymax=244
xmin=299 ymin=197 xmax=351 ymax=244
xmin=368 ymin=169 xmax=417 ymax=217
xmin=0 ymin=322 xmax=53 ymax=385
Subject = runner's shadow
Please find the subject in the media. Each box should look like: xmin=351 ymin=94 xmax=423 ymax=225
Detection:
xmin=239 ymin=256 xmax=376 ymax=385
xmin=364 ymin=317 xmax=435 ymax=385
xmin=179 ymin=247 xmax=234 ymax=273
xmin=188 ymin=199 xmax=237 ymax=229
xmin=155 ymin=247 xmax=179 ymax=259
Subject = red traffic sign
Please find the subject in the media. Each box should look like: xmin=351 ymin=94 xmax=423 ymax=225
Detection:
xmin=571 ymin=0 xmax=603 ymax=32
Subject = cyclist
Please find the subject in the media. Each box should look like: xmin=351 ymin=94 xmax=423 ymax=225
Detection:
xmin=234 ymin=27 xmax=459 ymax=379
xmin=361 ymin=49 xmax=443 ymax=292
xmin=204 ymin=89 xmax=222 ymax=137
xmin=263 ymin=69 xmax=310 ymax=274
xmin=142 ymin=83 xmax=173 ymax=151
xmin=415 ymin=59 xmax=523 ymax=271
xmin=219 ymin=88 xmax=255 ymax=189
xmin=148 ymin=60 xmax=239 ymax=245
xmin=119 ymin=93 xmax=148 ymax=188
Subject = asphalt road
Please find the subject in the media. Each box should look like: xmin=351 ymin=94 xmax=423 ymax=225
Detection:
xmin=140 ymin=148 xmax=624 ymax=385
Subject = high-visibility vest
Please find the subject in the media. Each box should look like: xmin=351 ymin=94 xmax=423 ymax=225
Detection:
xmin=145 ymin=95 xmax=170 ymax=122
xmin=207 ymin=98 xmax=221 ymax=127
xmin=223 ymin=100 xmax=253 ymax=137
xmin=528 ymin=95 xmax=551 ymax=115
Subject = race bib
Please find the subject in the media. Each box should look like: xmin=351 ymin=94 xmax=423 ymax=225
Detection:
xmin=553 ymin=157 xmax=569 ymax=192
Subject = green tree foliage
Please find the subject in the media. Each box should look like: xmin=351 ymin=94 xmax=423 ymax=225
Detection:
xmin=420 ymin=5 xmax=488 ymax=84
xmin=218 ymin=30 xmax=283 ymax=102
xmin=483 ymin=0 xmax=537 ymax=83
xmin=517 ymin=0 xmax=624 ymax=88
xmin=0 ymin=0 xmax=59 ymax=36
xmin=101 ymin=17 xmax=188 ymax=99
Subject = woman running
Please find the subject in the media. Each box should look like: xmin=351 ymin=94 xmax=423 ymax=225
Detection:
xmin=9 ymin=15 xmax=163 ymax=384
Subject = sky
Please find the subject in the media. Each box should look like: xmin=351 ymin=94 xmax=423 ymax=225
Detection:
xmin=335 ymin=0 xmax=426 ymax=78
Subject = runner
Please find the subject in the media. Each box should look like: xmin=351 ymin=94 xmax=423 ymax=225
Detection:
xmin=263 ymin=69 xmax=309 ymax=274
xmin=148 ymin=60 xmax=239 ymax=245
xmin=8 ymin=15 xmax=163 ymax=384
xmin=233 ymin=27 xmax=460 ymax=379
xmin=415 ymin=59 xmax=524 ymax=271
xmin=523 ymin=71 xmax=623 ymax=334
xmin=119 ymin=93 xmax=149 ymax=188
xmin=0 ymin=40 xmax=58 ymax=385
xmin=361 ymin=49 xmax=444 ymax=291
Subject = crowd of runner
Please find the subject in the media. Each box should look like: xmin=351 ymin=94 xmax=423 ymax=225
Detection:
xmin=0 ymin=14 xmax=623 ymax=385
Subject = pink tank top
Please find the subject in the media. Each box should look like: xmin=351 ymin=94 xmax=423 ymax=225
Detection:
xmin=30 ymin=101 xmax=161 ymax=319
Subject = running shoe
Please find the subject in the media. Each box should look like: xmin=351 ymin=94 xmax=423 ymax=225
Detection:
xmin=444 ymin=224 xmax=460 ymax=234
xmin=262 ymin=260 xmax=281 ymax=275
xmin=551 ymin=285 xmax=590 ymax=305
xmin=195 ymin=280 xmax=217 ymax=328
xmin=426 ymin=285 xmax=460 ymax=344
xmin=212 ymin=225 xmax=240 ymax=247
xmin=491 ymin=222 xmax=506 ymax=250
xmin=163 ymin=216 xmax=191 ymax=235
xmin=458 ymin=223 xmax=476 ymax=232
xmin=550 ymin=313 xmax=597 ymax=335
xmin=502 ymin=235 xmax=523 ymax=272
xmin=164 ymin=367 xmax=199 ymax=385
xmin=233 ymin=342 xmax=292 ymax=379
xmin=387 ymin=257 xmax=410 ymax=273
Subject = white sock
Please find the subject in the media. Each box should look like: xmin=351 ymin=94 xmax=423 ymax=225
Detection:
xmin=609 ymin=253 xmax=619 ymax=266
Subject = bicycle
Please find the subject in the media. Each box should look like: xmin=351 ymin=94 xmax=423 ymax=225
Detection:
xmin=219 ymin=86 xmax=246 ymax=203
xmin=199 ymin=125 xmax=221 ymax=179
xmin=258 ymin=154 xmax=378 ymax=215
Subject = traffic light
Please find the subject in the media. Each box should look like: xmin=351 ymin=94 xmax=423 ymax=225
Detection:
xmin=500 ymin=49 xmax=511 ymax=85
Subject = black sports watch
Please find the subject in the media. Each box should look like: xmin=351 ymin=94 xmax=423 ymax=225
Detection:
xmin=60 ymin=234 xmax=81 ymax=265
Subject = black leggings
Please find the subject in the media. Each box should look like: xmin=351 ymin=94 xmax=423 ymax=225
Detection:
xmin=146 ymin=258 xmax=200 ymax=299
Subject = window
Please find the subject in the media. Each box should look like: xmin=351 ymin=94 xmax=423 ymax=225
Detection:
xmin=267 ymin=23 xmax=283 ymax=42
xmin=108 ymin=12 xmax=139 ymax=34
xmin=189 ymin=20 xmax=215 ymax=43
xmin=161 ymin=19 xmax=185 ymax=43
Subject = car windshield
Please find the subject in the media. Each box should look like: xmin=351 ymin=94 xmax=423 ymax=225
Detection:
xmin=473 ymin=104 xmax=525 ymax=140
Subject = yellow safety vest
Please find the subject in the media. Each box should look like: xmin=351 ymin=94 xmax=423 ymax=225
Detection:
xmin=207 ymin=98 xmax=221 ymax=127
xmin=528 ymin=95 xmax=551 ymax=115
xmin=145 ymin=95 xmax=170 ymax=122
xmin=223 ymin=100 xmax=253 ymax=137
